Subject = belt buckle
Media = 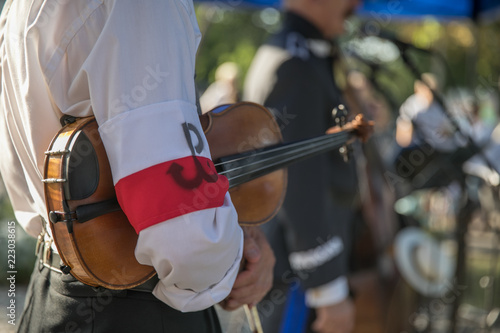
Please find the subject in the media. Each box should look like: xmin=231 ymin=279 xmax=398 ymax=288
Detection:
xmin=39 ymin=239 xmax=62 ymax=274
xmin=43 ymin=240 xmax=51 ymax=264
xmin=35 ymin=233 xmax=43 ymax=255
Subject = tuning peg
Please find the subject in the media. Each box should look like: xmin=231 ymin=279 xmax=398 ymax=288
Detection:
xmin=332 ymin=104 xmax=348 ymax=127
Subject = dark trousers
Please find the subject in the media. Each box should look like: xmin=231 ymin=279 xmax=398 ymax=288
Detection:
xmin=18 ymin=262 xmax=222 ymax=333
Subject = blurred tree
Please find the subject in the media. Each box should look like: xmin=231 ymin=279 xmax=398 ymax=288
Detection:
xmin=0 ymin=185 xmax=14 ymax=222
xmin=195 ymin=5 xmax=278 ymax=94
xmin=0 ymin=179 xmax=36 ymax=285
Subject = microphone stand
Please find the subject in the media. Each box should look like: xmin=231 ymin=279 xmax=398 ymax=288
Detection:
xmin=396 ymin=41 xmax=498 ymax=333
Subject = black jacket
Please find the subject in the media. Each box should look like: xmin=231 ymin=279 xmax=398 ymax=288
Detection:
xmin=244 ymin=12 xmax=359 ymax=290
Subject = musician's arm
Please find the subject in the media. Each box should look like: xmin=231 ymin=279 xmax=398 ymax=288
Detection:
xmin=135 ymin=197 xmax=243 ymax=312
xmin=396 ymin=117 xmax=414 ymax=147
xmin=396 ymin=95 xmax=418 ymax=147
xmin=60 ymin=0 xmax=244 ymax=312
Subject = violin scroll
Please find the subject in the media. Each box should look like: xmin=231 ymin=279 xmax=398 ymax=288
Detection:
xmin=350 ymin=114 xmax=375 ymax=143
xmin=326 ymin=113 xmax=374 ymax=143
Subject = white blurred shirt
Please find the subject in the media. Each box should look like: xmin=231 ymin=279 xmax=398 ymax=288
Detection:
xmin=0 ymin=0 xmax=242 ymax=312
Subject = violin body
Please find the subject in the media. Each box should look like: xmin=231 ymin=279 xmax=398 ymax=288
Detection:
xmin=201 ymin=102 xmax=286 ymax=225
xmin=43 ymin=102 xmax=286 ymax=289
xmin=43 ymin=117 xmax=155 ymax=289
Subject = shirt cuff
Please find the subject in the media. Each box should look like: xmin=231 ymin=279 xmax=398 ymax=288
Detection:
xmin=305 ymin=276 xmax=349 ymax=308
xmin=152 ymin=238 xmax=243 ymax=312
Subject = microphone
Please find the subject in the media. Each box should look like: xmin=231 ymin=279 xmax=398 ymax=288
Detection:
xmin=360 ymin=22 xmax=433 ymax=54
xmin=344 ymin=46 xmax=396 ymax=77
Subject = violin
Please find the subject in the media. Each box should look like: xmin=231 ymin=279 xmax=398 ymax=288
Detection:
xmin=43 ymin=102 xmax=373 ymax=289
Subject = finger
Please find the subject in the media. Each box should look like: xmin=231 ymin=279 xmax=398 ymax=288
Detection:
xmin=228 ymin=285 xmax=269 ymax=306
xmin=229 ymin=278 xmax=261 ymax=295
xmin=242 ymin=228 xmax=261 ymax=263
xmin=232 ymin=271 xmax=256 ymax=290
xmin=229 ymin=278 xmax=268 ymax=303
xmin=227 ymin=293 xmax=255 ymax=307
xmin=234 ymin=258 xmax=273 ymax=290
xmin=222 ymin=298 xmax=243 ymax=311
xmin=229 ymin=278 xmax=260 ymax=299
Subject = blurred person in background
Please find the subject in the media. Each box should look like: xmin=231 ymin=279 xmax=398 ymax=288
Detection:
xmin=244 ymin=0 xmax=362 ymax=332
xmin=395 ymin=73 xmax=464 ymax=152
xmin=200 ymin=61 xmax=241 ymax=113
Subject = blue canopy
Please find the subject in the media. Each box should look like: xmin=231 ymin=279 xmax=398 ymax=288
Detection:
xmin=197 ymin=0 xmax=500 ymax=21
xmin=358 ymin=0 xmax=500 ymax=20
xmin=196 ymin=0 xmax=280 ymax=8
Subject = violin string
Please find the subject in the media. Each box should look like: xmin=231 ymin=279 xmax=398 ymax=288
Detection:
xmin=213 ymin=131 xmax=351 ymax=168
xmin=219 ymin=134 xmax=349 ymax=179
xmin=222 ymin=134 xmax=350 ymax=185
xmin=226 ymin=145 xmax=333 ymax=187
xmin=219 ymin=134 xmax=345 ymax=179
xmin=216 ymin=132 xmax=350 ymax=175
xmin=213 ymin=131 xmax=349 ymax=168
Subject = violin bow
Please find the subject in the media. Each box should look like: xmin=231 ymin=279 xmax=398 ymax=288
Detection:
xmin=244 ymin=304 xmax=263 ymax=333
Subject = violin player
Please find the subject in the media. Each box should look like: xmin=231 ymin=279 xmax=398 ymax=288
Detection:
xmin=0 ymin=1 xmax=274 ymax=332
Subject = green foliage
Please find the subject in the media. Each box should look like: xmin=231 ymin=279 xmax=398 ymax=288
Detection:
xmin=0 ymin=180 xmax=36 ymax=284
xmin=476 ymin=21 xmax=500 ymax=90
xmin=195 ymin=5 xmax=272 ymax=92
xmin=0 ymin=195 xmax=15 ymax=222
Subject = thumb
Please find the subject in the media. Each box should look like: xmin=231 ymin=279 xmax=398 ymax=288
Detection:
xmin=243 ymin=229 xmax=261 ymax=263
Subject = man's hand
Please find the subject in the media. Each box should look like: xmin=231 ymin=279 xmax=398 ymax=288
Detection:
xmin=312 ymin=298 xmax=356 ymax=333
xmin=219 ymin=226 xmax=275 ymax=311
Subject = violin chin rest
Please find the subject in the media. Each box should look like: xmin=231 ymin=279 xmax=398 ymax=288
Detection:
xmin=65 ymin=131 xmax=99 ymax=200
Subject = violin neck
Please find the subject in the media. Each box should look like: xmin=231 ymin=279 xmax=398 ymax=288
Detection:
xmin=215 ymin=130 xmax=352 ymax=188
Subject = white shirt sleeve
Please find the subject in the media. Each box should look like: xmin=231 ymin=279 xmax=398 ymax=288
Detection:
xmin=40 ymin=0 xmax=243 ymax=312
xmin=305 ymin=276 xmax=349 ymax=308
xmin=136 ymin=196 xmax=243 ymax=312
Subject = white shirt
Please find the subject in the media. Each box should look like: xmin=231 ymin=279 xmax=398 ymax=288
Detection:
xmin=0 ymin=0 xmax=243 ymax=312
